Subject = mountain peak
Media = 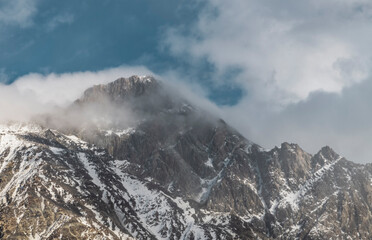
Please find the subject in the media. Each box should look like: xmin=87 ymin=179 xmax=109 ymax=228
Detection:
xmin=311 ymin=145 xmax=341 ymax=169
xmin=78 ymin=75 xmax=159 ymax=103
xmin=318 ymin=145 xmax=340 ymax=160
xmin=114 ymin=75 xmax=157 ymax=86
xmin=280 ymin=142 xmax=300 ymax=151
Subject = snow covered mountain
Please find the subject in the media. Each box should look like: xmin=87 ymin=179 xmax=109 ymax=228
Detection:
xmin=1 ymin=76 xmax=372 ymax=239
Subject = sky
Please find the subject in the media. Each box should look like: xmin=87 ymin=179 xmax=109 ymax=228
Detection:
xmin=1 ymin=0 xmax=372 ymax=163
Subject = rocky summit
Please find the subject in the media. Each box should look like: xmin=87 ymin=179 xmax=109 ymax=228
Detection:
xmin=1 ymin=76 xmax=372 ymax=239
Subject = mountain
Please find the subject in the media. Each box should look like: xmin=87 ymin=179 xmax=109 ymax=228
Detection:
xmin=1 ymin=75 xmax=372 ymax=239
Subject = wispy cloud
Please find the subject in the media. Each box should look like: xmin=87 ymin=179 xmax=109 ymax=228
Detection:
xmin=0 ymin=68 xmax=8 ymax=83
xmin=0 ymin=0 xmax=38 ymax=27
xmin=46 ymin=13 xmax=74 ymax=31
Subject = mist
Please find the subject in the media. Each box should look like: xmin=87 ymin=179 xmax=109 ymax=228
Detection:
xmin=222 ymin=77 xmax=372 ymax=163
xmin=0 ymin=66 xmax=153 ymax=124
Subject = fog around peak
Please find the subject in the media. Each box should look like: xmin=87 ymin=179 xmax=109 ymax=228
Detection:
xmin=0 ymin=66 xmax=154 ymax=123
xmin=0 ymin=65 xmax=221 ymax=138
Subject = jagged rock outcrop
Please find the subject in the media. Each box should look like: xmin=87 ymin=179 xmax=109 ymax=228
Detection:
xmin=1 ymin=76 xmax=372 ymax=239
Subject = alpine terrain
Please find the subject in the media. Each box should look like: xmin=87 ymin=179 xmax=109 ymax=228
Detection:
xmin=1 ymin=76 xmax=372 ymax=239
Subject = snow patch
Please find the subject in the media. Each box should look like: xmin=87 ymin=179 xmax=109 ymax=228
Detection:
xmin=49 ymin=147 xmax=64 ymax=155
xmin=277 ymin=156 xmax=342 ymax=211
xmin=205 ymin=157 xmax=214 ymax=168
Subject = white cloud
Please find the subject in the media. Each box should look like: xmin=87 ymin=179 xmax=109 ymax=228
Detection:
xmin=0 ymin=0 xmax=38 ymax=27
xmin=165 ymin=0 xmax=372 ymax=105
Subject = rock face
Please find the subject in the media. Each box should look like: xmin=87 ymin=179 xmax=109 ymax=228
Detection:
xmin=1 ymin=76 xmax=372 ymax=239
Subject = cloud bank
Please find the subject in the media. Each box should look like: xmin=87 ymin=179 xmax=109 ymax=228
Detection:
xmin=223 ymin=78 xmax=372 ymax=163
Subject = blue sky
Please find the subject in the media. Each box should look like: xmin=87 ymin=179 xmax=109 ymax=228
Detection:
xmin=2 ymin=0 xmax=372 ymax=163
xmin=0 ymin=0 xmax=242 ymax=105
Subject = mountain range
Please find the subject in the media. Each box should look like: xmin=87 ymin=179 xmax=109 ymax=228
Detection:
xmin=1 ymin=76 xmax=372 ymax=239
